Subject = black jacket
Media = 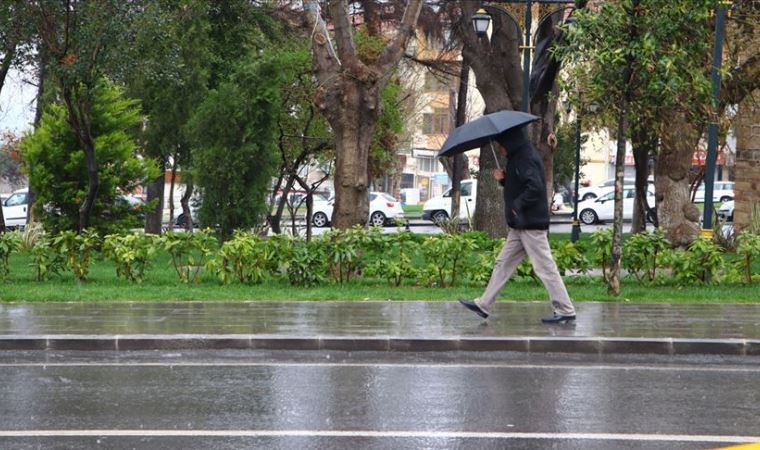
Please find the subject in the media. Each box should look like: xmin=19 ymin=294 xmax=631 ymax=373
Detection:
xmin=497 ymin=129 xmax=550 ymax=230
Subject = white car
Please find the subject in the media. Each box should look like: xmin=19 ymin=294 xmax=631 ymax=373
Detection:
xmin=311 ymin=191 xmax=404 ymax=228
xmin=578 ymin=178 xmax=654 ymax=202
xmin=693 ymin=181 xmax=734 ymax=203
xmin=717 ymin=200 xmax=734 ymax=221
xmin=577 ymin=187 xmax=655 ymax=225
xmin=422 ymin=179 xmax=477 ymax=223
xmin=2 ymin=188 xmax=29 ymax=229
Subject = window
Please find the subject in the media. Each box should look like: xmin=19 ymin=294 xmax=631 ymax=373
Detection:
xmin=461 ymin=182 xmax=472 ymax=197
xmin=4 ymin=193 xmax=26 ymax=207
xmin=417 ymin=156 xmax=439 ymax=173
xmin=401 ymin=173 xmax=415 ymax=189
xmin=422 ymin=108 xmax=449 ymax=135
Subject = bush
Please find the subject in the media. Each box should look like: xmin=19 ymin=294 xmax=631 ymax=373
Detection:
xmin=590 ymin=228 xmax=613 ymax=280
xmin=0 ymin=231 xmax=22 ymax=279
xmin=419 ymin=233 xmax=476 ymax=287
xmin=52 ymin=230 xmax=100 ymax=281
xmin=102 ymin=233 xmax=158 ymax=283
xmin=29 ymin=234 xmax=65 ymax=281
xmin=736 ymin=231 xmax=760 ymax=284
xmin=324 ymin=226 xmax=371 ymax=284
xmin=206 ymin=231 xmax=268 ymax=284
xmin=161 ymin=230 xmax=216 ymax=283
xmin=622 ymin=229 xmax=669 ymax=283
xmin=364 ymin=229 xmax=419 ymax=286
xmin=287 ymin=238 xmax=327 ymax=287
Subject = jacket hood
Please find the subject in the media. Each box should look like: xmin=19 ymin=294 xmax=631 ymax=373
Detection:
xmin=496 ymin=127 xmax=530 ymax=156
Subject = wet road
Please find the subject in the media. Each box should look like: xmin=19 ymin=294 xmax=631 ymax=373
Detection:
xmin=0 ymin=350 xmax=758 ymax=449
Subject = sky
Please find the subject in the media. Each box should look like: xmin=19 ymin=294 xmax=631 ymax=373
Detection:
xmin=0 ymin=67 xmax=37 ymax=135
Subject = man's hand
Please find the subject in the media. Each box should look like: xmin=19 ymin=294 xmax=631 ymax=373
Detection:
xmin=493 ymin=169 xmax=505 ymax=182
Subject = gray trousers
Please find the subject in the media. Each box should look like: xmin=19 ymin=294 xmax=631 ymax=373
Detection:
xmin=476 ymin=228 xmax=576 ymax=316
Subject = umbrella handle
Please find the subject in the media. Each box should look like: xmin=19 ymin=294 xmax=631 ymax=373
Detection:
xmin=489 ymin=142 xmax=502 ymax=171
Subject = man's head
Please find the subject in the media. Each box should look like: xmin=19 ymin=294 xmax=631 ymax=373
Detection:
xmin=496 ymin=127 xmax=529 ymax=155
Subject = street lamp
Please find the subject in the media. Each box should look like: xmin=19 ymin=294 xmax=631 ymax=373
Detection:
xmin=472 ymin=9 xmax=491 ymax=37
xmin=566 ymin=99 xmax=597 ymax=242
xmin=471 ymin=1 xmax=576 ymax=113
xmin=701 ymin=0 xmax=732 ymax=237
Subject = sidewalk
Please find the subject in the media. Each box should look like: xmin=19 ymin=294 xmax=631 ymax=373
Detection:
xmin=1 ymin=301 xmax=759 ymax=356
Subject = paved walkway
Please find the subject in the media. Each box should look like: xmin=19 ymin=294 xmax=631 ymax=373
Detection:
xmin=1 ymin=301 xmax=759 ymax=355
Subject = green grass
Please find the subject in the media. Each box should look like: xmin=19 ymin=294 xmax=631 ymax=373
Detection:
xmin=2 ymin=250 xmax=759 ymax=303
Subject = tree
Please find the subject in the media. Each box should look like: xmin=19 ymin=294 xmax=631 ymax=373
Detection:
xmin=303 ymin=0 xmax=423 ymax=229
xmin=21 ymin=80 xmax=158 ymax=234
xmin=188 ymin=55 xmax=280 ymax=240
xmin=28 ymin=0 xmax=142 ymax=231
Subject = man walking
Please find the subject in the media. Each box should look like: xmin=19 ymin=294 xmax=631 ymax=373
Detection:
xmin=458 ymin=127 xmax=576 ymax=324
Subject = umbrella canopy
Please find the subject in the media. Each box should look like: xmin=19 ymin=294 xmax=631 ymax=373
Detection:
xmin=437 ymin=110 xmax=539 ymax=158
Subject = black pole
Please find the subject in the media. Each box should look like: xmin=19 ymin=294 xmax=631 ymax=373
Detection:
xmin=701 ymin=0 xmax=730 ymax=235
xmin=571 ymin=111 xmax=582 ymax=242
xmin=522 ymin=1 xmax=533 ymax=112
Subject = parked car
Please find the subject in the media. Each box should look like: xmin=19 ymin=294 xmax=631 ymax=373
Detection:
xmin=693 ymin=181 xmax=734 ymax=203
xmin=717 ymin=200 xmax=734 ymax=221
xmin=311 ymin=192 xmax=404 ymax=228
xmin=422 ymin=180 xmax=477 ymax=223
xmin=577 ymin=187 xmax=655 ymax=225
xmin=1 ymin=188 xmax=29 ymax=229
xmin=577 ymin=177 xmax=654 ymax=202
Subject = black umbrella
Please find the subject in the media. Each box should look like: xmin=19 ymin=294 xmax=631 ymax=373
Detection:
xmin=437 ymin=110 xmax=539 ymax=169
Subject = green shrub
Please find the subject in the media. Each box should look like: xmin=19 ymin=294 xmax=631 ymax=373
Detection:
xmin=551 ymin=240 xmax=591 ymax=276
xmin=736 ymin=231 xmax=760 ymax=284
xmin=287 ymin=238 xmax=327 ymax=287
xmin=324 ymin=226 xmax=370 ymax=284
xmin=420 ymin=233 xmax=476 ymax=287
xmin=0 ymin=231 xmax=22 ymax=279
xmin=364 ymin=229 xmax=418 ymax=286
xmin=161 ymin=230 xmax=216 ymax=283
xmin=102 ymin=233 xmax=158 ymax=283
xmin=663 ymin=237 xmax=724 ymax=285
xmin=622 ymin=229 xmax=669 ymax=283
xmin=29 ymin=235 xmax=65 ymax=281
xmin=590 ymin=228 xmax=613 ymax=280
xmin=206 ymin=231 xmax=267 ymax=284
xmin=52 ymin=230 xmax=100 ymax=281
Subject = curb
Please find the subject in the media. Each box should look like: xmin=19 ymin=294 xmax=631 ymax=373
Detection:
xmin=1 ymin=335 xmax=759 ymax=356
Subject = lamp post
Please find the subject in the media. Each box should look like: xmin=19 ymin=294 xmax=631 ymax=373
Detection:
xmin=701 ymin=0 xmax=731 ymax=237
xmin=472 ymin=0 xmax=575 ymax=112
xmin=566 ymin=99 xmax=598 ymax=242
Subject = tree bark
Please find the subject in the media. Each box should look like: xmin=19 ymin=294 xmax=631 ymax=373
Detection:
xmin=655 ymin=111 xmax=701 ymax=247
xmin=27 ymin=46 xmax=49 ymax=227
xmin=180 ymin=180 xmax=193 ymax=232
xmin=609 ymin=108 xmax=627 ymax=296
xmin=631 ymin=126 xmax=655 ymax=233
xmin=733 ymin=89 xmax=760 ymax=231
xmin=144 ymin=173 xmax=164 ymax=234
xmin=61 ymin=87 xmax=99 ymax=232
xmin=304 ymin=0 xmax=422 ymax=230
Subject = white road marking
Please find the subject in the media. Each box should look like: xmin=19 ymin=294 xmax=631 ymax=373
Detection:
xmin=0 ymin=361 xmax=758 ymax=372
xmin=0 ymin=430 xmax=758 ymax=443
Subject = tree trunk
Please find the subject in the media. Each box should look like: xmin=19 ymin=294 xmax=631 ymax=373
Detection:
xmin=167 ymin=154 xmax=178 ymax=228
xmin=180 ymin=180 xmax=194 ymax=232
xmin=608 ymin=108 xmax=627 ymax=297
xmin=144 ymin=173 xmax=164 ymax=234
xmin=27 ymin=45 xmax=48 ymax=227
xmin=733 ymin=89 xmax=760 ymax=231
xmin=631 ymin=127 xmax=655 ymax=233
xmin=330 ymin=83 xmax=378 ymax=229
xmin=449 ymin=58 xmax=470 ymax=221
xmin=655 ymin=111 xmax=701 ymax=247
xmin=271 ymin=174 xmax=298 ymax=234
xmin=530 ymin=86 xmax=560 ymax=208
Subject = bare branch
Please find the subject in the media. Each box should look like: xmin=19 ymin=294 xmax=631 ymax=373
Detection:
xmin=376 ymin=0 xmax=424 ymax=74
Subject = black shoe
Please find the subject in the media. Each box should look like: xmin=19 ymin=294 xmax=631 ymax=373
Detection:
xmin=541 ymin=313 xmax=576 ymax=324
xmin=458 ymin=298 xmax=489 ymax=319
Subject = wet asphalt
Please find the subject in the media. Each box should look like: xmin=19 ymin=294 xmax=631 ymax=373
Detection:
xmin=1 ymin=350 xmax=759 ymax=450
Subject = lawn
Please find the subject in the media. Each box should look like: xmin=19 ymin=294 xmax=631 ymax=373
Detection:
xmin=2 ymin=250 xmax=759 ymax=303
